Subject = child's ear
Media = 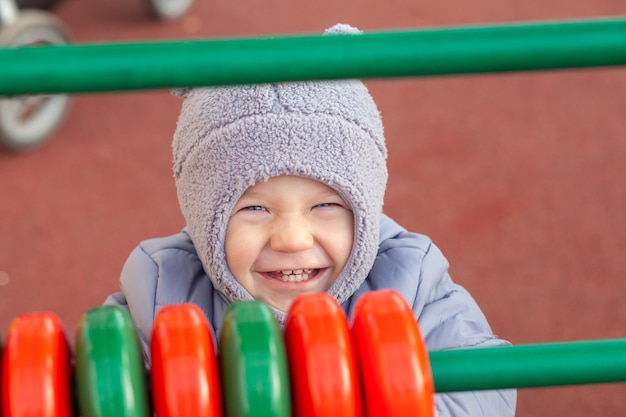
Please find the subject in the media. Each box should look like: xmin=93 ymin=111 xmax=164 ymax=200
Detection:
xmin=171 ymin=88 xmax=193 ymax=98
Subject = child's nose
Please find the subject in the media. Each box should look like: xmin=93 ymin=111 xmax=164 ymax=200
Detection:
xmin=270 ymin=216 xmax=314 ymax=252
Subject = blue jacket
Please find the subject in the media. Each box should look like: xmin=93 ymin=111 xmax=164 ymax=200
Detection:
xmin=105 ymin=214 xmax=516 ymax=416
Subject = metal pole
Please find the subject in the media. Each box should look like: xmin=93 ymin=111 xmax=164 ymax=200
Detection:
xmin=430 ymin=338 xmax=626 ymax=392
xmin=0 ymin=17 xmax=625 ymax=95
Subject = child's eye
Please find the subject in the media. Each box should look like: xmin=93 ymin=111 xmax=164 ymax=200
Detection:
xmin=244 ymin=206 xmax=265 ymax=211
xmin=314 ymin=203 xmax=339 ymax=208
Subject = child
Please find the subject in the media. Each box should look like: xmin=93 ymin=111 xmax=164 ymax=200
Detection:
xmin=105 ymin=24 xmax=516 ymax=417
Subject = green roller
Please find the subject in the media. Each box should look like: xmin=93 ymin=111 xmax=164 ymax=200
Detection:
xmin=430 ymin=338 xmax=626 ymax=392
xmin=0 ymin=17 xmax=625 ymax=95
xmin=219 ymin=301 xmax=291 ymax=417
xmin=75 ymin=306 xmax=150 ymax=417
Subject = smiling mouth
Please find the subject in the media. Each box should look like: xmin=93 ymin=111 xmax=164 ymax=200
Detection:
xmin=267 ymin=268 xmax=317 ymax=283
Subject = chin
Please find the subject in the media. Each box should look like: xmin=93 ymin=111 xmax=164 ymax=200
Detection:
xmin=265 ymin=298 xmax=297 ymax=314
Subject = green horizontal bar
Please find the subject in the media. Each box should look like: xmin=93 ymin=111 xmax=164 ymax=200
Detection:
xmin=430 ymin=338 xmax=626 ymax=392
xmin=1 ymin=17 xmax=626 ymax=95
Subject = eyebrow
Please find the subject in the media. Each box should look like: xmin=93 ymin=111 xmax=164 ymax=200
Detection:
xmin=243 ymin=183 xmax=338 ymax=195
xmin=237 ymin=190 xmax=265 ymax=200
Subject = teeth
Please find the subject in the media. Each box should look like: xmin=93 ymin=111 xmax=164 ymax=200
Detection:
xmin=279 ymin=268 xmax=312 ymax=282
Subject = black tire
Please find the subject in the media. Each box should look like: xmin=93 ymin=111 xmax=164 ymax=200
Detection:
xmin=16 ymin=0 xmax=65 ymax=10
xmin=0 ymin=10 xmax=71 ymax=151
xmin=146 ymin=0 xmax=194 ymax=20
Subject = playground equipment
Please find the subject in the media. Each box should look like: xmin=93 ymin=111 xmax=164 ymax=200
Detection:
xmin=1 ymin=17 xmax=625 ymax=96
xmin=0 ymin=16 xmax=624 ymax=151
xmin=3 ymin=291 xmax=626 ymax=417
xmin=0 ymin=16 xmax=625 ymax=148
xmin=1 ymin=16 xmax=626 ymax=413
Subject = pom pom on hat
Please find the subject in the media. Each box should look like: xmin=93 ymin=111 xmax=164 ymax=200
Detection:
xmin=324 ymin=23 xmax=363 ymax=35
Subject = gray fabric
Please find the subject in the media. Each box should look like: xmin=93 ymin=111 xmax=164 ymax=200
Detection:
xmin=172 ymin=25 xmax=387 ymax=320
xmin=104 ymin=214 xmax=516 ymax=416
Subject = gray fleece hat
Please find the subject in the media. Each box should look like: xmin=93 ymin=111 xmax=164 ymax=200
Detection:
xmin=172 ymin=24 xmax=388 ymax=319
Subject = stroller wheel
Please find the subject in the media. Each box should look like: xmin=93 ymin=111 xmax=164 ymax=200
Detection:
xmin=15 ymin=0 xmax=66 ymax=10
xmin=147 ymin=0 xmax=194 ymax=21
xmin=0 ymin=10 xmax=70 ymax=151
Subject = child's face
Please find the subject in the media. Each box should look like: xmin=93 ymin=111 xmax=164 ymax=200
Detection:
xmin=225 ymin=175 xmax=354 ymax=312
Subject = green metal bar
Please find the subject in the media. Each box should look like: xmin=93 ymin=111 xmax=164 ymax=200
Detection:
xmin=1 ymin=17 xmax=625 ymax=95
xmin=430 ymin=338 xmax=626 ymax=392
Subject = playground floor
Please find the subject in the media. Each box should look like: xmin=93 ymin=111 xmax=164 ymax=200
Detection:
xmin=1 ymin=0 xmax=625 ymax=415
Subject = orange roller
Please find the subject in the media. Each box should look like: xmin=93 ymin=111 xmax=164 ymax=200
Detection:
xmin=1 ymin=312 xmax=72 ymax=417
xmin=151 ymin=304 xmax=222 ymax=417
xmin=352 ymin=290 xmax=434 ymax=417
xmin=284 ymin=293 xmax=361 ymax=417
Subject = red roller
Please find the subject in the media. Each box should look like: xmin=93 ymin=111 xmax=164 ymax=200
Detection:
xmin=284 ymin=293 xmax=362 ymax=417
xmin=151 ymin=304 xmax=222 ymax=417
xmin=352 ymin=290 xmax=434 ymax=417
xmin=1 ymin=312 xmax=72 ymax=417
